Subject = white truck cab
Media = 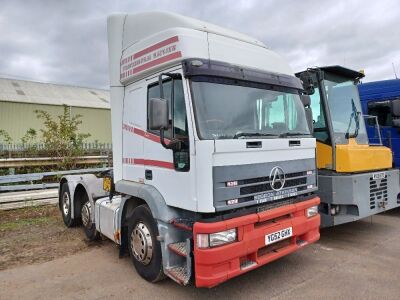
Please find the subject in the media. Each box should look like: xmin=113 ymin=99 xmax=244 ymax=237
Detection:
xmin=59 ymin=12 xmax=320 ymax=288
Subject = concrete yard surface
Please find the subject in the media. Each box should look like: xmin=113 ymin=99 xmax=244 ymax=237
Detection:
xmin=1 ymin=208 xmax=400 ymax=300
xmin=0 ymin=189 xmax=58 ymax=210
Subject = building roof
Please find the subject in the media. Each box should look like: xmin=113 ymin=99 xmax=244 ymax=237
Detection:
xmin=0 ymin=77 xmax=110 ymax=109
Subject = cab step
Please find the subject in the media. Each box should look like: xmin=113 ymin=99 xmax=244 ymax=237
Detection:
xmin=165 ymin=266 xmax=190 ymax=286
xmin=170 ymin=218 xmax=193 ymax=231
xmin=240 ymin=259 xmax=257 ymax=270
xmin=296 ymin=239 xmax=308 ymax=247
xmin=168 ymin=242 xmax=188 ymax=257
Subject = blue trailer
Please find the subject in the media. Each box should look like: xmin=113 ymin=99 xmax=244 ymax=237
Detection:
xmin=358 ymin=79 xmax=400 ymax=167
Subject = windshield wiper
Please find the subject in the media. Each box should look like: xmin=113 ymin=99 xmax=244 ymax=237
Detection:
xmin=233 ymin=132 xmax=279 ymax=139
xmin=345 ymin=98 xmax=361 ymax=139
xmin=279 ymin=132 xmax=311 ymax=138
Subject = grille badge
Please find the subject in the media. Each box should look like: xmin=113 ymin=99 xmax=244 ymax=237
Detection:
xmin=270 ymin=167 xmax=285 ymax=191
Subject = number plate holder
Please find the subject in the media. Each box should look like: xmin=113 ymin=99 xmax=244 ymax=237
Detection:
xmin=372 ymin=172 xmax=386 ymax=180
xmin=265 ymin=227 xmax=293 ymax=245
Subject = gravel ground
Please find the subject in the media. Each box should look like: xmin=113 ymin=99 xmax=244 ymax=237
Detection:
xmin=0 ymin=206 xmax=400 ymax=299
xmin=0 ymin=205 xmax=108 ymax=270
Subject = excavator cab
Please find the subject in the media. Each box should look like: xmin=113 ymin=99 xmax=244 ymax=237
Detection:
xmin=297 ymin=66 xmax=392 ymax=172
xmin=296 ymin=66 xmax=400 ymax=227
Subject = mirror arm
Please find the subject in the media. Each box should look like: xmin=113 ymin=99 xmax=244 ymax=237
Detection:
xmin=159 ymin=127 xmax=169 ymax=149
xmin=157 ymin=72 xmax=183 ymax=151
xmin=158 ymin=72 xmax=181 ymax=98
xmin=159 ymin=127 xmax=182 ymax=151
xmin=158 ymin=75 xmax=165 ymax=99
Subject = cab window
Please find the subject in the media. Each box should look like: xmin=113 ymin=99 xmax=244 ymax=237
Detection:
xmin=309 ymin=87 xmax=330 ymax=143
xmin=147 ymin=79 xmax=188 ymax=140
xmin=147 ymin=78 xmax=190 ymax=172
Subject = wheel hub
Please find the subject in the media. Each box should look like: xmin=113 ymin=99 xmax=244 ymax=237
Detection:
xmin=81 ymin=201 xmax=91 ymax=227
xmin=62 ymin=192 xmax=70 ymax=216
xmin=131 ymin=222 xmax=153 ymax=265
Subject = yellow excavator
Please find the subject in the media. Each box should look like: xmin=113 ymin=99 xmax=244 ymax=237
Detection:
xmin=296 ymin=66 xmax=400 ymax=227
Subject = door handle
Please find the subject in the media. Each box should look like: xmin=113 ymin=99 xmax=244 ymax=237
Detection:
xmin=145 ymin=169 xmax=153 ymax=180
xmin=246 ymin=141 xmax=262 ymax=148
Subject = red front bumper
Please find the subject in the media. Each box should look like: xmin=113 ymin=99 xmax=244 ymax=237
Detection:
xmin=193 ymin=197 xmax=320 ymax=288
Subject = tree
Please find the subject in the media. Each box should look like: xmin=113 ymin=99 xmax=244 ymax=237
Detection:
xmin=20 ymin=128 xmax=37 ymax=144
xmin=0 ymin=129 xmax=12 ymax=144
xmin=20 ymin=128 xmax=38 ymax=157
xmin=35 ymin=105 xmax=91 ymax=169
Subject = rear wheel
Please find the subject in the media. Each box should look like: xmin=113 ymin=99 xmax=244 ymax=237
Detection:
xmin=60 ymin=183 xmax=79 ymax=227
xmin=81 ymin=194 xmax=100 ymax=241
xmin=127 ymin=205 xmax=165 ymax=282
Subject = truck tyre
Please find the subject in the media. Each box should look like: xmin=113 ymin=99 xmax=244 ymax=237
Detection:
xmin=60 ymin=182 xmax=79 ymax=227
xmin=127 ymin=205 xmax=165 ymax=283
xmin=81 ymin=193 xmax=100 ymax=241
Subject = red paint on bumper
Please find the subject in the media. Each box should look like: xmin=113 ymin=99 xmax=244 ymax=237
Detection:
xmin=193 ymin=197 xmax=320 ymax=288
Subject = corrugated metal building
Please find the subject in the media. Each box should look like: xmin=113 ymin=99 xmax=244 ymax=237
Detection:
xmin=0 ymin=77 xmax=111 ymax=143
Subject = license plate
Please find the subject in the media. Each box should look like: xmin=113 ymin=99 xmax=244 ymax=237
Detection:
xmin=103 ymin=177 xmax=112 ymax=192
xmin=265 ymin=227 xmax=293 ymax=245
xmin=373 ymin=172 xmax=386 ymax=180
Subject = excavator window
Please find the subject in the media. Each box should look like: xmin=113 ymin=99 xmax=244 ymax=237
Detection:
xmin=309 ymin=87 xmax=330 ymax=143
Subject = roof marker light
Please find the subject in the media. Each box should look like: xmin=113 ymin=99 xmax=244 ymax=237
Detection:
xmin=191 ymin=60 xmax=203 ymax=67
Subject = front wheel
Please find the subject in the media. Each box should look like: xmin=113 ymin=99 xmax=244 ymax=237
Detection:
xmin=127 ymin=205 xmax=165 ymax=283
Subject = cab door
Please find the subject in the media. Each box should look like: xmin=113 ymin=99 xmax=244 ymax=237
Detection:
xmin=143 ymin=69 xmax=196 ymax=211
xmin=122 ymin=80 xmax=146 ymax=182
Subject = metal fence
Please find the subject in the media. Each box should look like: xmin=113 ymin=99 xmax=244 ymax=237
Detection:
xmin=0 ymin=155 xmax=111 ymax=169
xmin=0 ymin=167 xmax=110 ymax=192
xmin=0 ymin=167 xmax=111 ymax=210
xmin=0 ymin=142 xmax=112 ymax=152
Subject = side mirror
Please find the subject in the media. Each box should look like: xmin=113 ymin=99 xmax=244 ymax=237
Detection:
xmin=392 ymin=119 xmax=400 ymax=128
xmin=174 ymin=151 xmax=189 ymax=171
xmin=305 ymin=108 xmax=314 ymax=133
xmin=304 ymin=83 xmax=315 ymax=96
xmin=149 ymin=98 xmax=169 ymax=130
xmin=300 ymin=95 xmax=314 ymax=132
xmin=300 ymin=95 xmax=311 ymax=107
xmin=297 ymin=72 xmax=315 ymax=95
xmin=391 ymin=99 xmax=400 ymax=118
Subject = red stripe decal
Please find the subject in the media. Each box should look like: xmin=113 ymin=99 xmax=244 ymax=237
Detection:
xmin=133 ymin=36 xmax=179 ymax=59
xmin=132 ymin=159 xmax=174 ymax=169
xmin=123 ymin=124 xmax=170 ymax=144
xmin=120 ymin=36 xmax=180 ymax=79
xmin=134 ymin=127 xmax=160 ymax=143
xmin=132 ymin=51 xmax=182 ymax=75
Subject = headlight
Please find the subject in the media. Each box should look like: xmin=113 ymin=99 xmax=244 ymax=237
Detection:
xmin=306 ymin=205 xmax=319 ymax=218
xmin=197 ymin=228 xmax=237 ymax=249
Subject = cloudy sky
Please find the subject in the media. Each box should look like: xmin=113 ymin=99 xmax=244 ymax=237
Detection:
xmin=0 ymin=0 xmax=399 ymax=89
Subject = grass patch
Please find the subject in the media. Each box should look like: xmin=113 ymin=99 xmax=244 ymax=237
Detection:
xmin=0 ymin=205 xmax=58 ymax=224
xmin=0 ymin=216 xmax=54 ymax=231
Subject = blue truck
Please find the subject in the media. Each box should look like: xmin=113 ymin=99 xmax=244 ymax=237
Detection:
xmin=358 ymin=79 xmax=400 ymax=167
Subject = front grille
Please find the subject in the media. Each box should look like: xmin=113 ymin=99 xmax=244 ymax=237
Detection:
xmin=240 ymin=177 xmax=307 ymax=196
xmin=369 ymin=176 xmax=388 ymax=209
xmin=237 ymin=186 xmax=308 ymax=205
xmin=255 ymin=198 xmax=298 ymax=212
xmin=212 ymin=158 xmax=316 ymax=212
xmin=239 ymin=171 xmax=306 ymax=185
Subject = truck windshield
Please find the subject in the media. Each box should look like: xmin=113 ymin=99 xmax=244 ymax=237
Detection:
xmin=323 ymin=74 xmax=369 ymax=144
xmin=190 ymin=78 xmax=310 ymax=140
